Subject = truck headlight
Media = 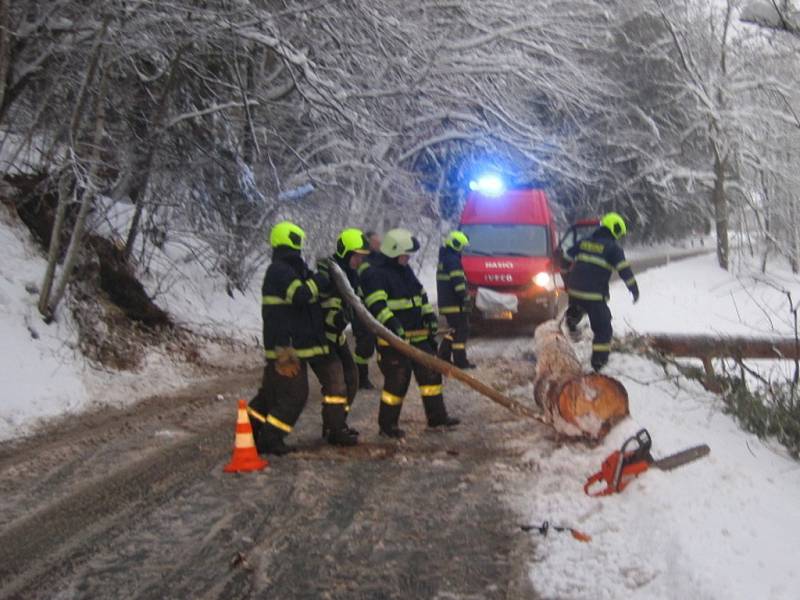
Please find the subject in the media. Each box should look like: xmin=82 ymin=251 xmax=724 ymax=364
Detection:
xmin=533 ymin=271 xmax=554 ymax=290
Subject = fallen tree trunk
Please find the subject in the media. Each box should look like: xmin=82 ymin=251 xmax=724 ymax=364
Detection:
xmin=533 ymin=321 xmax=629 ymax=440
xmin=633 ymin=333 xmax=800 ymax=360
xmin=328 ymin=261 xmax=546 ymax=423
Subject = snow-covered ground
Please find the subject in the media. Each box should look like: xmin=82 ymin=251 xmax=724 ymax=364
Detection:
xmin=609 ymin=251 xmax=800 ymax=337
xmin=0 ymin=205 xmax=262 ymax=442
xmin=625 ymin=234 xmax=714 ymax=261
xmin=0 ymin=213 xmax=87 ymax=440
xmin=509 ymin=352 xmax=800 ymax=600
xmin=502 ymin=251 xmax=800 ymax=599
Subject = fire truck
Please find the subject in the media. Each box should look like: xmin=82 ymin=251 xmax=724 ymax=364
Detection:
xmin=459 ymin=174 xmax=597 ymax=322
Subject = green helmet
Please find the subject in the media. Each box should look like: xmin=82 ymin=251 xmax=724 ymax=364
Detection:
xmin=270 ymin=221 xmax=305 ymax=250
xmin=601 ymin=212 xmax=627 ymax=240
xmin=335 ymin=227 xmax=370 ymax=259
xmin=380 ymin=228 xmax=420 ymax=258
xmin=445 ymin=231 xmax=470 ymax=252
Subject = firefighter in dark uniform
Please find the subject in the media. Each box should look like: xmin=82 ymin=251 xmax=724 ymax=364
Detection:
xmin=352 ymin=231 xmax=381 ymax=389
xmin=360 ymin=228 xmax=460 ymax=438
xmin=436 ymin=231 xmax=476 ymax=369
xmin=247 ymin=221 xmax=358 ymax=454
xmin=316 ymin=228 xmax=371 ymax=436
xmin=565 ymin=212 xmax=639 ymax=371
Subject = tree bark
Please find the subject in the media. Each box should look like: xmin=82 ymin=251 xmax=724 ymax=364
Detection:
xmin=0 ymin=0 xmax=9 ymax=115
xmin=637 ymin=333 xmax=800 ymax=360
xmin=37 ymin=170 xmax=73 ymax=319
xmin=123 ymin=48 xmax=184 ymax=259
xmin=532 ymin=321 xmax=629 ymax=440
xmin=327 ymin=261 xmax=546 ymax=423
xmin=712 ymin=145 xmax=729 ymax=270
xmin=37 ymin=25 xmax=107 ymax=320
xmin=45 ymin=65 xmax=107 ymax=318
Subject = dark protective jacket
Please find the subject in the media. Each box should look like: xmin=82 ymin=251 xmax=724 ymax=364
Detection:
xmin=359 ymin=253 xmax=436 ymax=343
xmin=317 ymin=255 xmax=358 ymax=347
xmin=261 ymin=246 xmax=330 ymax=359
xmin=356 ymin=251 xmax=379 ymax=293
xmin=436 ymin=245 xmax=468 ymax=314
xmin=566 ymin=226 xmax=639 ymax=302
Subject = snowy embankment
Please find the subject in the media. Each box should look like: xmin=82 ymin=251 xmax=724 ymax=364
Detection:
xmin=510 ymin=253 xmax=800 ymax=600
xmin=625 ymin=234 xmax=714 ymax=262
xmin=0 ymin=207 xmax=262 ymax=442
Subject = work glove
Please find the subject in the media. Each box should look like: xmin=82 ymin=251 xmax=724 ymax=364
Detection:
xmin=275 ymin=347 xmax=301 ymax=377
xmin=462 ymin=295 xmax=473 ymax=313
xmin=631 ymin=284 xmax=640 ymax=304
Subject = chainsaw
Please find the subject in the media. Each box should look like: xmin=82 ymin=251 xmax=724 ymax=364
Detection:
xmin=584 ymin=429 xmax=710 ymax=497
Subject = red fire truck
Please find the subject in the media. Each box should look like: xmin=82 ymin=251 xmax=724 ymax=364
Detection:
xmin=459 ymin=176 xmax=597 ymax=322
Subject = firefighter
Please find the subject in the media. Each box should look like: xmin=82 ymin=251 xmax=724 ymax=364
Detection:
xmin=316 ymin=228 xmax=371 ymax=436
xmin=360 ymin=228 xmax=460 ymax=437
xmin=436 ymin=230 xmax=475 ymax=369
xmin=352 ymin=231 xmax=381 ymax=389
xmin=565 ymin=212 xmax=639 ymax=371
xmin=247 ymin=221 xmax=358 ymax=455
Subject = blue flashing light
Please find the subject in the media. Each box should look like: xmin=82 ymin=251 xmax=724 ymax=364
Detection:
xmin=468 ymin=174 xmax=506 ymax=197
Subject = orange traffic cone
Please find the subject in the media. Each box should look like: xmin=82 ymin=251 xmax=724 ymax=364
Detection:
xmin=223 ymin=399 xmax=269 ymax=473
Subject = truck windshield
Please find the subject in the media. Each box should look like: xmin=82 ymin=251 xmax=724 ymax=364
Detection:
xmin=460 ymin=224 xmax=549 ymax=257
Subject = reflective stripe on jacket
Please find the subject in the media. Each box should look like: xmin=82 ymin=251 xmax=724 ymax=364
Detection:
xmin=566 ymin=227 xmax=638 ymax=302
xmin=437 ymin=245 xmax=468 ymax=314
xmin=261 ymin=246 xmax=329 ymax=359
xmin=359 ymin=253 xmax=434 ymax=339
xmin=317 ymin=255 xmax=358 ymax=347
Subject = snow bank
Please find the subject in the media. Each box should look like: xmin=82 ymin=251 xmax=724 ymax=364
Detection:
xmin=0 ymin=203 xmax=262 ymax=442
xmin=92 ymin=199 xmax=262 ymax=341
xmin=609 ymin=252 xmax=800 ymax=337
xmin=625 ymin=235 xmax=713 ymax=261
xmin=0 ymin=213 xmax=86 ymax=440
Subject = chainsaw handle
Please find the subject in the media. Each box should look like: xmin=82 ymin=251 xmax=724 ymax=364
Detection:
xmin=584 ymin=460 xmax=651 ymax=496
xmin=584 ymin=470 xmax=611 ymax=497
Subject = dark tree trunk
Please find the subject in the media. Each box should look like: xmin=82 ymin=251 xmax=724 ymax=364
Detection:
xmin=713 ymin=147 xmax=729 ymax=270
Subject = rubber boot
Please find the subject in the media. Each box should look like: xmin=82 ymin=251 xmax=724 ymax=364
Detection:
xmin=424 ymin=396 xmax=460 ymax=428
xmin=328 ymin=427 xmax=359 ymax=446
xmin=438 ymin=336 xmax=453 ymax=363
xmin=257 ymin=424 xmax=295 ymax=456
xmin=357 ymin=364 xmax=374 ymax=390
xmin=591 ymin=359 xmax=607 ymax=372
xmin=452 ymin=348 xmax=476 ymax=370
xmin=322 ymin=403 xmax=349 ymax=439
xmin=378 ymin=403 xmax=404 ymax=438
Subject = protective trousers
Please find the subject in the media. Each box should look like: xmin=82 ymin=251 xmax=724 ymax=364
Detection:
xmin=565 ymin=297 xmax=612 ymax=371
xmin=352 ymin=314 xmax=376 ymax=382
xmin=247 ymin=354 xmax=348 ymax=450
xmin=377 ymin=338 xmax=448 ymax=430
xmin=437 ymin=312 xmax=470 ymax=367
xmin=334 ymin=341 xmax=358 ymax=411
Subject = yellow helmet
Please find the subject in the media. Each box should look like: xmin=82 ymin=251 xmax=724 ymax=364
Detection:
xmin=335 ymin=228 xmax=370 ymax=258
xmin=269 ymin=221 xmax=305 ymax=250
xmin=381 ymin=228 xmax=420 ymax=258
xmin=601 ymin=212 xmax=627 ymax=240
xmin=445 ymin=231 xmax=470 ymax=252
